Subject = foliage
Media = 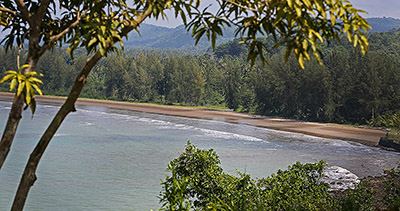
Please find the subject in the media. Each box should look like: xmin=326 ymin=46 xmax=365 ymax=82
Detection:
xmin=368 ymin=111 xmax=400 ymax=141
xmin=368 ymin=111 xmax=400 ymax=130
xmin=160 ymin=142 xmax=224 ymax=209
xmin=337 ymin=182 xmax=374 ymax=211
xmin=160 ymin=143 xmax=389 ymax=210
xmin=383 ymin=165 xmax=400 ymax=209
xmin=160 ymin=142 xmax=336 ymax=210
xmin=0 ymin=64 xmax=43 ymax=115
xmin=187 ymin=0 xmax=371 ymax=68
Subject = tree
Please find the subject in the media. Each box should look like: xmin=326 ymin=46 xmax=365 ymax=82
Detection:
xmin=160 ymin=143 xmax=340 ymax=210
xmin=0 ymin=0 xmax=370 ymax=210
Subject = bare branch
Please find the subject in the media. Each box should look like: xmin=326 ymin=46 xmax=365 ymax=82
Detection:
xmin=0 ymin=6 xmax=17 ymax=16
xmin=17 ymin=42 xmax=23 ymax=69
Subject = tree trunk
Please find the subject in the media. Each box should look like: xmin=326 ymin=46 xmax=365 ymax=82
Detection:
xmin=11 ymin=50 xmax=103 ymax=210
xmin=11 ymin=7 xmax=152 ymax=210
xmin=0 ymin=8 xmax=45 ymax=169
xmin=0 ymin=94 xmax=24 ymax=169
xmin=0 ymin=58 xmax=37 ymax=170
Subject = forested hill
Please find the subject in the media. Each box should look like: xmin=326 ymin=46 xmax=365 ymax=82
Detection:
xmin=124 ymin=23 xmax=236 ymax=50
xmin=368 ymin=17 xmax=400 ymax=32
xmin=0 ymin=18 xmax=398 ymax=49
xmin=121 ymin=18 xmax=400 ymax=50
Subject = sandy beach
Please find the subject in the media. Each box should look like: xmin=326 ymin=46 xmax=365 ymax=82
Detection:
xmin=0 ymin=92 xmax=386 ymax=146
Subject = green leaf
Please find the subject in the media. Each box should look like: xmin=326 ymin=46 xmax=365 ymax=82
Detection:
xmin=4 ymin=70 xmax=17 ymax=75
xmin=99 ymin=46 xmax=106 ymax=56
xmin=29 ymin=77 xmax=43 ymax=84
xmin=9 ymin=78 xmax=17 ymax=91
xmin=211 ymin=32 xmax=217 ymax=50
xmin=17 ymin=81 xmax=25 ymax=96
xmin=0 ymin=74 xmax=15 ymax=83
xmin=31 ymin=83 xmax=43 ymax=96
xmin=30 ymin=98 xmax=36 ymax=118
xmin=25 ymin=86 xmax=31 ymax=105
xmin=18 ymin=64 xmax=31 ymax=72
xmin=88 ymin=37 xmax=97 ymax=47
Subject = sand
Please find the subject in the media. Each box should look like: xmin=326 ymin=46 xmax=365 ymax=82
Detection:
xmin=0 ymin=92 xmax=385 ymax=146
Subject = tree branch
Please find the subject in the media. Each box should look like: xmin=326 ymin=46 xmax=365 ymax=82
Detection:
xmin=39 ymin=10 xmax=88 ymax=56
xmin=17 ymin=42 xmax=23 ymax=69
xmin=221 ymin=0 xmax=259 ymax=12
xmin=35 ymin=0 xmax=51 ymax=26
xmin=13 ymin=0 xmax=31 ymax=24
xmin=0 ymin=6 xmax=17 ymax=16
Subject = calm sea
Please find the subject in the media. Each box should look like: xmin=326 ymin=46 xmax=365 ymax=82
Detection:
xmin=0 ymin=99 xmax=399 ymax=210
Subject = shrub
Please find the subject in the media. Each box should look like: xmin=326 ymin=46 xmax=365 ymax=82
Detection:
xmin=159 ymin=142 xmax=338 ymax=210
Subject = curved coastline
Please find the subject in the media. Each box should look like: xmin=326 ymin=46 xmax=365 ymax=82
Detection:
xmin=0 ymin=92 xmax=385 ymax=147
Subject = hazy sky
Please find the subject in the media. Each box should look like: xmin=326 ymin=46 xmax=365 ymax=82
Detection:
xmin=145 ymin=0 xmax=400 ymax=28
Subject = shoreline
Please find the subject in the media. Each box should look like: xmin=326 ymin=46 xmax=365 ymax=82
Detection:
xmin=0 ymin=92 xmax=386 ymax=147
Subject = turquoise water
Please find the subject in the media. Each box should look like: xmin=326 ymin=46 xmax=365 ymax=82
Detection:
xmin=0 ymin=99 xmax=399 ymax=210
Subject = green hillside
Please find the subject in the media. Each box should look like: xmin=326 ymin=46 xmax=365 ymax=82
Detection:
xmin=122 ymin=18 xmax=400 ymax=50
xmin=124 ymin=24 xmax=236 ymax=50
xmin=368 ymin=17 xmax=400 ymax=32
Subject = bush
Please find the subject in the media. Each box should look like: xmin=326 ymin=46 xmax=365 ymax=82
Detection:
xmin=337 ymin=182 xmax=374 ymax=211
xmin=159 ymin=142 xmax=344 ymax=210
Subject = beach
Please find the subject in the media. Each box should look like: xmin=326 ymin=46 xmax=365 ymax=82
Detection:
xmin=0 ymin=92 xmax=385 ymax=146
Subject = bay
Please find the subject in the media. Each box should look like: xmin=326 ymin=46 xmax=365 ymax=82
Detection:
xmin=1 ymin=99 xmax=399 ymax=210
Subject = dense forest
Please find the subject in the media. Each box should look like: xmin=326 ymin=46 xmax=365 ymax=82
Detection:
xmin=1 ymin=29 xmax=400 ymax=125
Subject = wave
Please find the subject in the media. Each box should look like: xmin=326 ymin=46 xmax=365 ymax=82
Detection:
xmin=54 ymin=133 xmax=69 ymax=137
xmin=75 ymin=107 xmax=267 ymax=143
xmin=45 ymin=104 xmax=377 ymax=150
xmin=195 ymin=128 xmax=266 ymax=142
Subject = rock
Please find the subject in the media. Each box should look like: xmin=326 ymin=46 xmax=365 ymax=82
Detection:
xmin=320 ymin=166 xmax=360 ymax=192
xmin=378 ymin=137 xmax=400 ymax=152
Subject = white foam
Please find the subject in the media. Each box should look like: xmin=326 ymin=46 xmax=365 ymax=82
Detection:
xmin=196 ymin=128 xmax=266 ymax=142
xmin=77 ymin=108 xmax=267 ymax=143
xmin=54 ymin=133 xmax=69 ymax=137
xmin=68 ymin=106 xmax=373 ymax=149
xmin=257 ymin=127 xmax=368 ymax=149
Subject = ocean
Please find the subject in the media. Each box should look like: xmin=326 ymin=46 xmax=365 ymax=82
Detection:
xmin=0 ymin=99 xmax=399 ymax=210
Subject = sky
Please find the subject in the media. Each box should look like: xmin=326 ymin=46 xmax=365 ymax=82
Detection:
xmin=145 ymin=0 xmax=400 ymax=28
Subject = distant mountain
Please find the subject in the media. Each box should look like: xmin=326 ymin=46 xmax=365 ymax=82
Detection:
xmin=123 ymin=17 xmax=400 ymax=50
xmin=124 ymin=24 xmax=236 ymax=50
xmin=368 ymin=17 xmax=400 ymax=32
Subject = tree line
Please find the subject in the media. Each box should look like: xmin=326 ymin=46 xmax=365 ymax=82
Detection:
xmin=1 ymin=29 xmax=400 ymax=125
